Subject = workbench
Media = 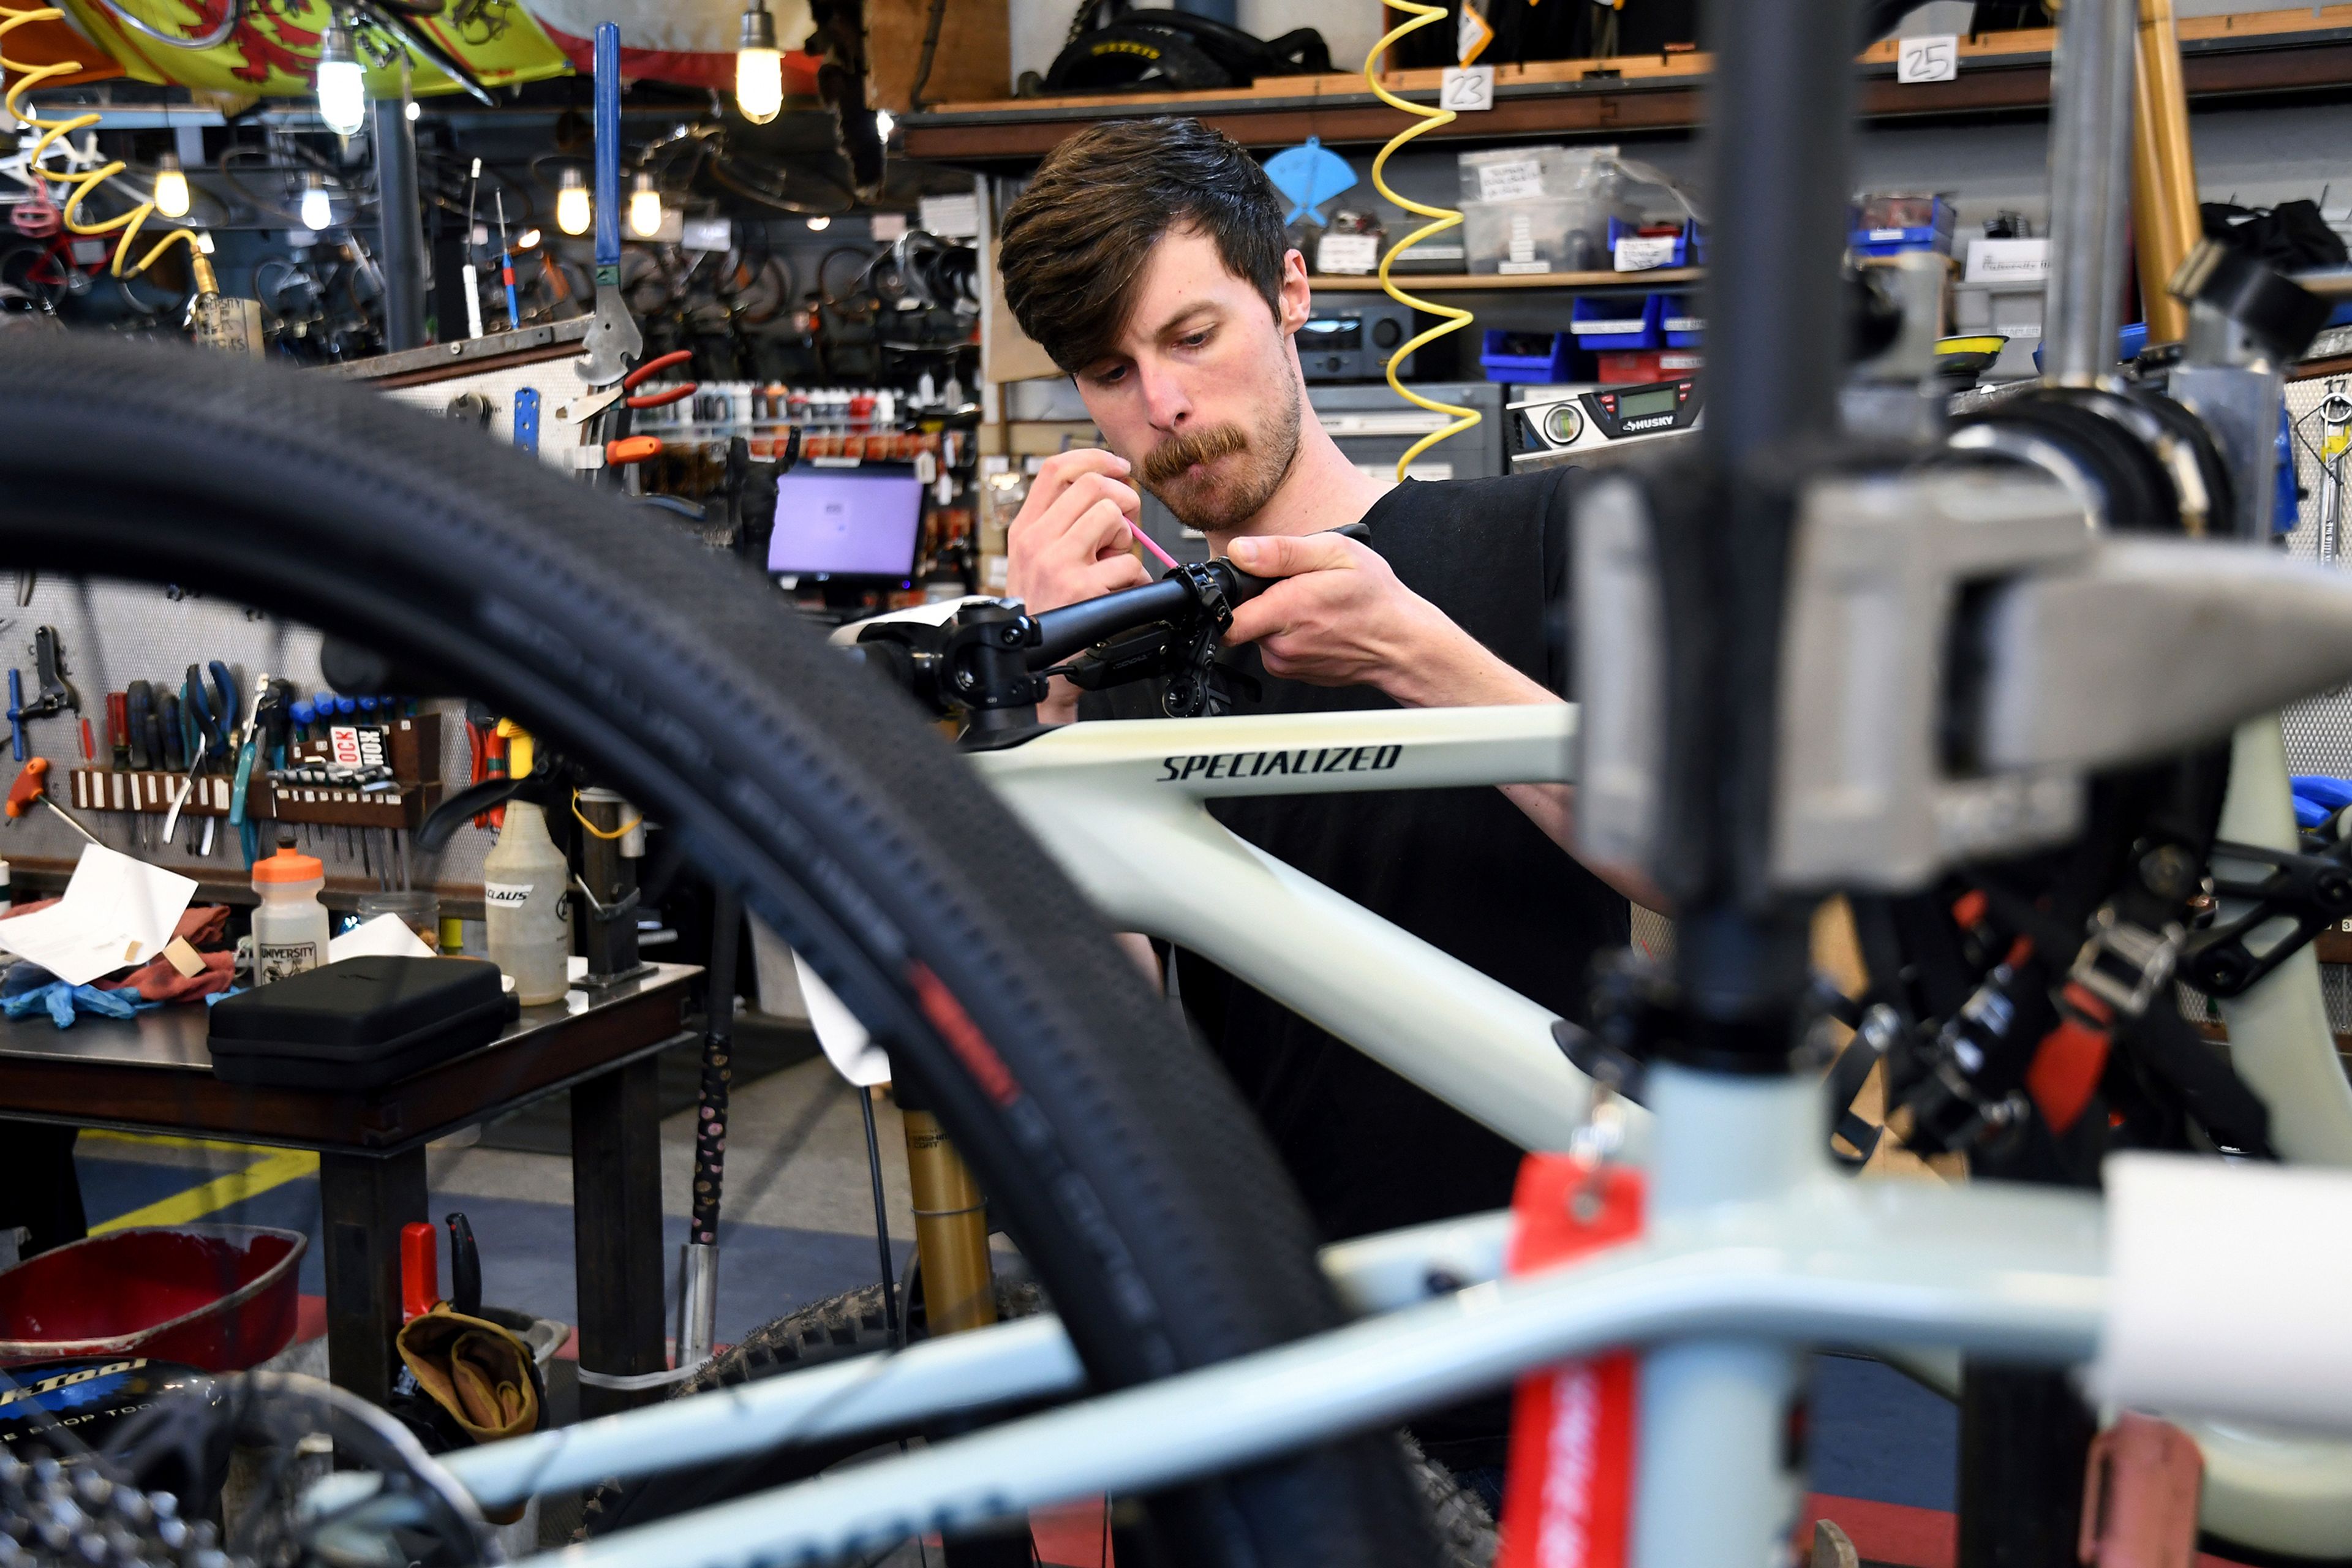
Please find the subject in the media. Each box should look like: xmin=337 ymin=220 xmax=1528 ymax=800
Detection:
xmin=0 ymin=961 xmax=698 ymax=1417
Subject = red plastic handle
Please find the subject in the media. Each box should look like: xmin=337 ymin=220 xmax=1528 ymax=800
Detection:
xmin=605 ymin=435 xmax=663 ymax=466
xmin=400 ymin=1221 xmax=440 ymax=1322
xmin=626 ymin=382 xmax=696 ymax=410
xmin=621 ymin=349 xmax=695 ymax=390
xmin=6 ymin=757 xmax=48 ymax=820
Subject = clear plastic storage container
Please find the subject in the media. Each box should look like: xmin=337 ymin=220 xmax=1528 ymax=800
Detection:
xmin=1457 ymin=146 xmax=1632 ymax=275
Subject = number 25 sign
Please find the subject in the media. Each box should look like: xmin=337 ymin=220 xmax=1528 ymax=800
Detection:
xmin=1898 ymin=34 xmax=1958 ymax=83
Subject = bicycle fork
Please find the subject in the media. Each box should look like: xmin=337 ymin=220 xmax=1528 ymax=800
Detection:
xmin=902 ymin=1106 xmax=998 ymax=1336
xmin=899 ymin=1098 xmax=1028 ymax=1568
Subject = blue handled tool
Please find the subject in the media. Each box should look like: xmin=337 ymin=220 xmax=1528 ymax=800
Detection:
xmin=229 ymin=673 xmax=270 ymax=865
xmin=495 ymin=189 xmax=522 ymax=331
xmin=571 ymin=21 xmax=642 ymax=390
xmin=6 ymin=669 xmax=24 ymax=763
xmin=207 ymin=660 xmax=238 ymax=760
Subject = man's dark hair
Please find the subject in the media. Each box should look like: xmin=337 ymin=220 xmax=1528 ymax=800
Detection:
xmin=997 ymin=116 xmax=1288 ymax=374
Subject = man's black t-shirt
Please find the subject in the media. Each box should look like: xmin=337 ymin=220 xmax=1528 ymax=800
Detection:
xmin=1078 ymin=467 xmax=1631 ymax=1243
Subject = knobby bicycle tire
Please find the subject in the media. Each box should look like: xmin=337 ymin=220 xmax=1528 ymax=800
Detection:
xmin=0 ymin=335 xmax=1436 ymax=1568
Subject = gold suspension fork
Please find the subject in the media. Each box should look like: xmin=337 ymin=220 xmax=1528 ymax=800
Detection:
xmin=901 ymin=1105 xmax=998 ymax=1335
xmin=2131 ymin=0 xmax=2201 ymax=347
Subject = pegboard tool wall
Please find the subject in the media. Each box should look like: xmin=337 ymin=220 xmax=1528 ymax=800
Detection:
xmin=2285 ymin=368 xmax=2352 ymax=775
xmin=0 ymin=574 xmax=491 ymax=901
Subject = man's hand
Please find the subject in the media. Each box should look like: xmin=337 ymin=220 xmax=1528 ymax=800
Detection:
xmin=1005 ymin=449 xmax=1153 ymax=615
xmin=1223 ymin=531 xmax=1496 ymax=707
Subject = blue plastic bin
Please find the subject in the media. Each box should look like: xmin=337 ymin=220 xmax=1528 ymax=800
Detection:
xmin=1850 ymin=194 xmax=1956 ymax=257
xmin=1478 ymin=330 xmax=1575 ymax=383
xmin=1659 ymin=295 xmax=1703 ymax=349
xmin=1607 ymin=216 xmax=1689 ymax=273
xmin=1570 ymin=293 xmax=1661 ymax=351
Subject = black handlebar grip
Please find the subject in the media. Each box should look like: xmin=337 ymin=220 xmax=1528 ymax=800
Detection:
xmin=1025 ymin=522 xmax=1376 ymax=669
xmin=1029 ymin=577 xmax=1199 ymax=668
xmin=1221 ymin=520 xmax=1372 ymax=605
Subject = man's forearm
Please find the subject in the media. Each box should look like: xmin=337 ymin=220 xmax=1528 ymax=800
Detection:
xmin=1379 ymin=625 xmax=1668 ymax=911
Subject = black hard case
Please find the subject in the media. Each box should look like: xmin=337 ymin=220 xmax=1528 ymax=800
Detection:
xmin=208 ymin=956 xmax=518 ymax=1088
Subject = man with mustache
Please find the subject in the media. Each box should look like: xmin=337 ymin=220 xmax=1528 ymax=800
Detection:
xmin=997 ymin=118 xmax=1649 ymax=1262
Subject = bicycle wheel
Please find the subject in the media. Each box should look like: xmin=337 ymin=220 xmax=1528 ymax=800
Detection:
xmin=0 ymin=334 xmax=1436 ymax=1568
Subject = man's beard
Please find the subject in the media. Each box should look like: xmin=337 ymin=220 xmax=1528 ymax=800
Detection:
xmin=1137 ymin=380 xmax=1302 ymax=533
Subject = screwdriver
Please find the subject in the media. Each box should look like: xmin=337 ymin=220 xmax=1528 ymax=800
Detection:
xmin=125 ymin=681 xmax=152 ymax=770
xmin=107 ymin=692 xmax=127 ymax=769
xmin=159 ymin=693 xmax=183 ymax=774
xmin=8 ymin=758 xmax=100 ymax=846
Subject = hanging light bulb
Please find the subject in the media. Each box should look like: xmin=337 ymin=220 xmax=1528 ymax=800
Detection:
xmin=152 ymin=152 xmax=189 ymax=219
xmin=736 ymin=1 xmax=782 ymax=125
xmin=628 ymin=170 xmax=662 ymax=238
xmin=300 ymin=172 xmax=333 ymax=231
xmin=556 ymin=166 xmax=591 ymax=236
xmin=314 ymin=17 xmax=366 ymax=137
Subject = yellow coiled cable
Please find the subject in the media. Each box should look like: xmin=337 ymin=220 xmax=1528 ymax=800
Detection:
xmin=1363 ymin=0 xmax=1477 ymax=481
xmin=0 ymin=1 xmax=213 ymax=288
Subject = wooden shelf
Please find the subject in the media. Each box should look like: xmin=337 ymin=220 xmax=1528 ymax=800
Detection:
xmin=902 ymin=8 xmax=2352 ymax=165
xmin=1311 ymin=267 xmax=1698 ymax=292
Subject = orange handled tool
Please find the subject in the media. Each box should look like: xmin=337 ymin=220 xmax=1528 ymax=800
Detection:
xmin=7 ymin=758 xmax=100 ymax=845
xmin=605 ymin=435 xmax=663 ymax=466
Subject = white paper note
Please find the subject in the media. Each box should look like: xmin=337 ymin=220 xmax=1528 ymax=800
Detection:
xmin=0 ymin=844 xmax=197 ymax=986
xmin=326 ymin=913 xmax=436 ymax=963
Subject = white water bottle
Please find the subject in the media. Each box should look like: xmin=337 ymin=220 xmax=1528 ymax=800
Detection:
xmin=483 ymin=801 xmax=570 ymax=1004
xmin=251 ymin=835 xmax=329 ymax=985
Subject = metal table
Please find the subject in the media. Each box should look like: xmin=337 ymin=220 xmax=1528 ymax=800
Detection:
xmin=0 ymin=962 xmax=698 ymax=1415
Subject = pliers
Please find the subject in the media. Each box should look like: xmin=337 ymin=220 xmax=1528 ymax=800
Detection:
xmin=551 ymin=349 xmax=698 ymax=428
xmin=231 ymin=672 xmax=276 ymax=865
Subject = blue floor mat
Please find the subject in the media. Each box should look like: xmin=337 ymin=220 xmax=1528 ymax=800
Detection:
xmin=72 ymin=1156 xmax=228 ymax=1224
xmin=1807 ymin=1352 xmax=1958 ymax=1510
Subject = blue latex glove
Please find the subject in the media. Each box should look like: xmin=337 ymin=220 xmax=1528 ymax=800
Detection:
xmin=2 ymin=981 xmax=140 ymax=1029
xmin=0 ymin=961 xmax=60 ymax=999
xmin=2293 ymin=775 xmax=2352 ymax=811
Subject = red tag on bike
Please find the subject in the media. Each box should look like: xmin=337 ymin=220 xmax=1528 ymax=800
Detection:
xmin=1496 ymin=1154 xmax=1645 ymax=1568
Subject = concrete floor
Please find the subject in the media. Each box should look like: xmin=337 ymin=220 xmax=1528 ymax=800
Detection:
xmin=59 ymin=1028 xmax=1962 ymax=1568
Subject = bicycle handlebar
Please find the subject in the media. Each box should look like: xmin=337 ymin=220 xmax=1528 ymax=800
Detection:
xmin=1026 ymin=560 xmax=1275 ymax=669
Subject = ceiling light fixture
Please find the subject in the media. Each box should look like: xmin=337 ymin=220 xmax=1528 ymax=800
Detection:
xmin=628 ymin=170 xmax=663 ymax=238
xmin=315 ymin=17 xmax=366 ymax=136
xmin=299 ymin=172 xmax=333 ymax=231
xmin=556 ymin=166 xmax=591 ymax=236
xmin=736 ymin=1 xmax=782 ymax=125
xmin=152 ymin=152 xmax=189 ymax=218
